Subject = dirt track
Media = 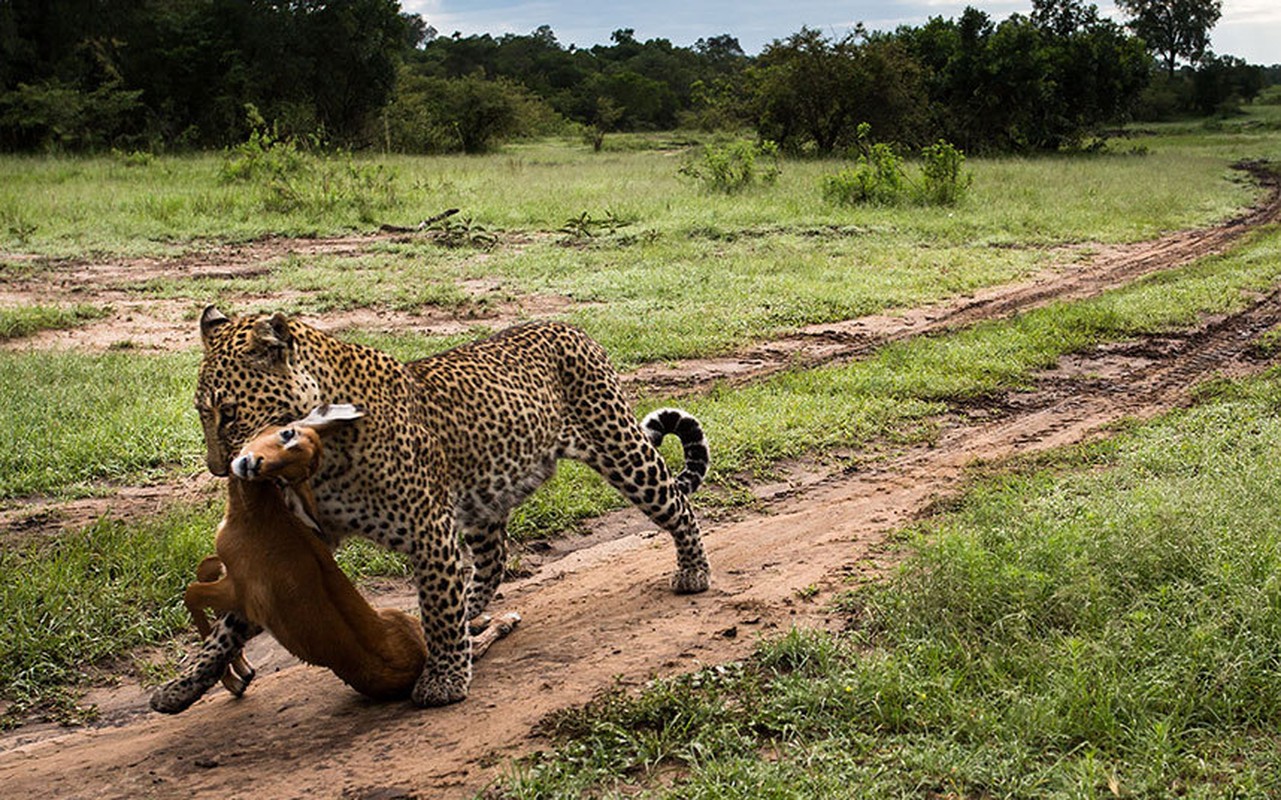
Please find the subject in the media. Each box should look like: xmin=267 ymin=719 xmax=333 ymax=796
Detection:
xmin=1 ymin=163 xmax=1279 ymax=799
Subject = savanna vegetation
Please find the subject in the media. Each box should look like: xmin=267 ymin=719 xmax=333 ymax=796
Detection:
xmin=3 ymin=97 xmax=1281 ymax=754
xmin=508 ymin=368 xmax=1281 ymax=796
xmin=5 ymin=1 xmax=1281 ymax=796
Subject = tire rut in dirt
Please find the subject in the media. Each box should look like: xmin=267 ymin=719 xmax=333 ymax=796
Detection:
xmin=628 ymin=160 xmax=1281 ymax=398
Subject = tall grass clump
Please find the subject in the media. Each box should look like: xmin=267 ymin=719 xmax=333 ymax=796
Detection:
xmin=916 ymin=139 xmax=972 ymax=205
xmin=503 ymin=370 xmax=1281 ymax=797
xmin=678 ymin=139 xmax=780 ymax=193
xmin=220 ymin=108 xmax=398 ymax=223
xmin=0 ymin=350 xmax=202 ymax=497
xmin=0 ymin=304 xmax=110 ymax=341
xmin=823 ymin=124 xmax=971 ymax=206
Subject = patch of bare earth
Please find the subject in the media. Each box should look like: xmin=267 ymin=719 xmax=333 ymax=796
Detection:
xmin=0 ymin=471 xmax=220 ymax=550
xmin=0 ymin=231 xmax=563 ymax=352
xmin=1 ymin=163 xmax=1279 ymax=798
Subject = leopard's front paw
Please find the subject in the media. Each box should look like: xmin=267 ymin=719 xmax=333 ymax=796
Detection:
xmin=671 ymin=566 xmax=710 ymax=594
xmin=411 ymin=666 xmax=470 ymax=707
xmin=219 ymin=656 xmax=256 ymax=697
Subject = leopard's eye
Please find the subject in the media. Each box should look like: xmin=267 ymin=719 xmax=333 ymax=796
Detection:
xmin=217 ymin=404 xmax=238 ymax=429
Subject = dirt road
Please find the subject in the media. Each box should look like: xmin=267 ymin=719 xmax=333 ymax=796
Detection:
xmin=0 ymin=163 xmax=1278 ymax=799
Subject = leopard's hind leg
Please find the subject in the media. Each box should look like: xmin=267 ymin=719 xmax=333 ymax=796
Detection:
xmin=572 ymin=416 xmax=710 ymax=593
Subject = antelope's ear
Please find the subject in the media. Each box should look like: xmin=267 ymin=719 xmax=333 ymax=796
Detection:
xmin=249 ymin=312 xmax=293 ymax=370
xmin=199 ymin=305 xmax=230 ymax=348
xmin=296 ymin=403 xmax=365 ymax=433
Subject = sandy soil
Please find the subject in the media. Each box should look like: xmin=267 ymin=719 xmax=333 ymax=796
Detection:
xmin=0 ymin=161 xmax=1278 ymax=799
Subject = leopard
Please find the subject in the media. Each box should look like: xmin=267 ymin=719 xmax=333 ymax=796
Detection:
xmin=150 ymin=306 xmax=711 ymax=713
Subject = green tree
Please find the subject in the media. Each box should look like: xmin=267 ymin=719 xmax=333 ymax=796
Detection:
xmin=1192 ymin=54 xmax=1265 ymax=114
xmin=382 ymin=72 xmax=552 ymax=153
xmin=749 ymin=27 xmax=926 ymax=154
xmin=894 ymin=4 xmax=1149 ymax=152
xmin=1116 ymin=0 xmax=1222 ymax=77
xmin=1 ymin=0 xmax=420 ymax=150
xmin=303 ymin=0 xmax=410 ymax=140
xmin=1032 ymin=0 xmax=1151 ymax=146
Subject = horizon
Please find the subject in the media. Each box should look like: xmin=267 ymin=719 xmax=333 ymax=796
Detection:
xmin=406 ymin=1 xmax=1279 ymax=67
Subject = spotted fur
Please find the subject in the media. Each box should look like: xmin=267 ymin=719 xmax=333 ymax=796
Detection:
xmin=150 ymin=309 xmax=710 ymax=712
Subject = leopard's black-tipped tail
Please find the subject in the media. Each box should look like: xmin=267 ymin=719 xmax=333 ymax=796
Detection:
xmin=641 ymin=408 xmax=709 ymax=495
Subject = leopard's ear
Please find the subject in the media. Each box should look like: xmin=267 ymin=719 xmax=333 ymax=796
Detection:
xmin=199 ymin=305 xmax=230 ymax=349
xmin=249 ymin=312 xmax=294 ymax=371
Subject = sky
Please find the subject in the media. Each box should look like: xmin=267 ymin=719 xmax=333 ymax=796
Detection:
xmin=403 ymin=1 xmax=1280 ymax=66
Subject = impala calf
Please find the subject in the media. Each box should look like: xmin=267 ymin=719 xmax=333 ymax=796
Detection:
xmin=156 ymin=405 xmax=518 ymax=709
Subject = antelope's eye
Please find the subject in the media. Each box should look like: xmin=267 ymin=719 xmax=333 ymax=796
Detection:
xmin=280 ymin=428 xmax=296 ymax=443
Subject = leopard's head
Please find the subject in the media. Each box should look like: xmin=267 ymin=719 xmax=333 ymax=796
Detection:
xmin=195 ymin=306 xmax=321 ymax=476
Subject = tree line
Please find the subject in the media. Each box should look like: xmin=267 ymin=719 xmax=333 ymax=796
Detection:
xmin=0 ymin=0 xmax=1268 ymax=155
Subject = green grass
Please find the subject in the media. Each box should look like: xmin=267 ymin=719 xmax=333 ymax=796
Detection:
xmin=0 ymin=304 xmax=110 ymax=341
xmin=0 ymin=122 xmax=1265 ymax=258
xmin=494 ymin=233 xmax=1045 ymax=366
xmin=3 ymin=113 xmax=1281 ymax=738
xmin=8 ymin=225 xmax=1278 ymax=728
xmin=0 ymin=501 xmax=221 ymax=725
xmin=134 ymin=250 xmax=476 ymax=315
xmin=3 ymin=124 xmax=1269 ymax=372
xmin=676 ymin=225 xmax=1281 ymax=481
xmin=6 ymin=224 xmax=1281 ymax=512
xmin=116 ymin=230 xmax=1050 ymax=367
xmin=501 ymin=367 xmax=1281 ymax=798
xmin=0 ymin=350 xmax=202 ymax=499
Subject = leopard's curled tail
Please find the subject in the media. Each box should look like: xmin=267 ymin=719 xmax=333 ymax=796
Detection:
xmin=641 ymin=408 xmax=710 ymax=495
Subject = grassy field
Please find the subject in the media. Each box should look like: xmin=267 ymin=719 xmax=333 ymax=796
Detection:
xmin=3 ymin=103 xmax=1281 ymax=784
xmin=0 ymin=304 xmax=110 ymax=341
xmin=0 ymin=117 xmax=1272 ymax=258
xmin=3 ymin=110 xmax=1278 ymax=504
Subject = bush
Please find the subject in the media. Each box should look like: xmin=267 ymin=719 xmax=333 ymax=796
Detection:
xmin=822 ymin=147 xmax=905 ymax=206
xmin=380 ymin=72 xmax=562 ymax=154
xmin=823 ymin=125 xmax=970 ymax=207
xmin=219 ymin=125 xmax=310 ymax=185
xmin=915 ymin=139 xmax=971 ymax=205
xmin=678 ymin=139 xmax=780 ymax=194
xmin=220 ymin=108 xmax=397 ymax=221
xmin=0 ymin=79 xmax=143 ymax=152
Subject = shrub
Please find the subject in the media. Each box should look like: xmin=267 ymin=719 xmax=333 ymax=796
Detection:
xmin=0 ymin=79 xmax=143 ymax=152
xmin=822 ymin=146 xmax=905 ymax=206
xmin=678 ymin=139 xmax=780 ymax=194
xmin=220 ymin=107 xmax=397 ymax=221
xmin=381 ymin=72 xmax=561 ymax=154
xmin=823 ymin=125 xmax=970 ymax=207
xmin=219 ymin=127 xmax=309 ymax=184
xmin=914 ymin=139 xmax=971 ymax=205
xmin=219 ymin=106 xmax=311 ymax=184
